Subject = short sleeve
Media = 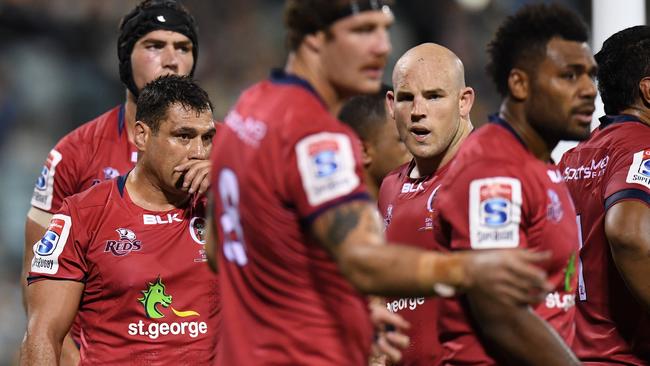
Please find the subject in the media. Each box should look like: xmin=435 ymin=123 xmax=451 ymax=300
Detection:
xmin=434 ymin=162 xmax=529 ymax=251
xmin=28 ymin=199 xmax=88 ymax=283
xmin=285 ymin=131 xmax=370 ymax=223
xmin=30 ymin=142 xmax=81 ymax=213
xmin=604 ymin=148 xmax=650 ymax=209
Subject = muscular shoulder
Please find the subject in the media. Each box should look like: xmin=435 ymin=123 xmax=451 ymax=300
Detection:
xmin=66 ymin=179 xmax=118 ymax=213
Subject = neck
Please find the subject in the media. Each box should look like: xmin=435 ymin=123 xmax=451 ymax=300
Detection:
xmin=619 ymin=104 xmax=650 ymax=127
xmin=499 ymin=98 xmax=554 ymax=162
xmin=125 ymin=165 xmax=190 ymax=211
xmin=412 ymin=118 xmax=473 ymax=178
xmin=285 ymin=52 xmax=345 ymax=116
xmin=124 ymin=91 xmax=138 ymax=144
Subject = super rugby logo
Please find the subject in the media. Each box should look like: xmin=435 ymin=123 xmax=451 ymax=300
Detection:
xmin=469 ymin=177 xmax=521 ymax=249
xmin=104 ymin=228 xmax=142 ymax=256
xmin=626 ymin=149 xmax=650 ymax=189
xmin=31 ymin=149 xmax=62 ymax=211
xmin=31 ymin=214 xmax=71 ymax=275
xmin=128 ymin=277 xmax=208 ymax=340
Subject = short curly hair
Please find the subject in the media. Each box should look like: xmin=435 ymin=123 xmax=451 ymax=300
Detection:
xmin=136 ymin=75 xmax=212 ymax=134
xmin=486 ymin=3 xmax=589 ymax=96
xmin=595 ymin=26 xmax=650 ymax=115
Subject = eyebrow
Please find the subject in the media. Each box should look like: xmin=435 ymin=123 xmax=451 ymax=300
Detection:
xmin=140 ymin=38 xmax=193 ymax=47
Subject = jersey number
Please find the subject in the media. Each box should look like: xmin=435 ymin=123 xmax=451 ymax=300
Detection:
xmin=219 ymin=169 xmax=248 ymax=266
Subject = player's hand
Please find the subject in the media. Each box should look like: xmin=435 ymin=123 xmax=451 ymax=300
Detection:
xmin=459 ymin=249 xmax=552 ymax=306
xmin=174 ymin=160 xmax=211 ymax=195
xmin=368 ymin=299 xmax=410 ymax=365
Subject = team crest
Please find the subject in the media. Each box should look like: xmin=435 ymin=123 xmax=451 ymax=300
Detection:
xmin=418 ymin=185 xmax=440 ymax=232
xmin=104 ymin=228 xmax=142 ymax=256
xmin=546 ymin=189 xmax=564 ymax=222
xmin=103 ymin=167 xmax=120 ymax=180
xmin=383 ymin=204 xmax=393 ymax=231
xmin=189 ymin=217 xmax=207 ymax=262
xmin=626 ymin=149 xmax=650 ymax=189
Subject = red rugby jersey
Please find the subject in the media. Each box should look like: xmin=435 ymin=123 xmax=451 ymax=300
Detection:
xmin=29 ymin=105 xmax=138 ymax=343
xmin=378 ymin=160 xmax=450 ymax=365
xmin=559 ymin=114 xmax=650 ymax=365
xmin=210 ymin=70 xmax=373 ymax=365
xmin=29 ymin=177 xmax=219 ymax=365
xmin=434 ymin=117 xmax=579 ymax=365
xmin=30 ymin=105 xmax=138 ymax=213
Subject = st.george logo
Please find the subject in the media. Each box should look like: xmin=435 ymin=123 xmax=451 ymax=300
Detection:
xmin=104 ymin=228 xmax=142 ymax=256
xmin=138 ymin=277 xmax=199 ymax=319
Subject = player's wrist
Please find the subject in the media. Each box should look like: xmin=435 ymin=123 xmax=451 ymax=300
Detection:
xmin=417 ymin=252 xmax=466 ymax=297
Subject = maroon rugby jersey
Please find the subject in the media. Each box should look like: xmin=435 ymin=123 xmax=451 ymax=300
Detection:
xmin=210 ymin=70 xmax=373 ymax=365
xmin=559 ymin=114 xmax=650 ymax=365
xmin=378 ymin=160 xmax=449 ymax=365
xmin=434 ymin=117 xmax=579 ymax=365
xmin=29 ymin=177 xmax=218 ymax=365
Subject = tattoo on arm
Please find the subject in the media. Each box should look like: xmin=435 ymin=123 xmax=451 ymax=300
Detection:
xmin=323 ymin=204 xmax=361 ymax=247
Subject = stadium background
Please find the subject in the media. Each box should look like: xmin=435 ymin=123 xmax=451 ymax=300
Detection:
xmin=0 ymin=0 xmax=627 ymax=363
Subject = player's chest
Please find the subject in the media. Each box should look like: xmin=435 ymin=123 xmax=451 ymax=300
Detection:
xmin=85 ymin=213 xmax=208 ymax=288
xmin=382 ymin=180 xmax=441 ymax=248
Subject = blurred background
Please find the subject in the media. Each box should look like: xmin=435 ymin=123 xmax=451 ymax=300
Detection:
xmin=0 ymin=0 xmax=623 ymax=363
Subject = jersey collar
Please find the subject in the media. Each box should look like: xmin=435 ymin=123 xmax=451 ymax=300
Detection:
xmin=488 ymin=114 xmax=527 ymax=148
xmin=598 ymin=114 xmax=646 ymax=128
xmin=118 ymin=103 xmax=126 ymax=136
xmin=269 ymin=69 xmax=326 ymax=108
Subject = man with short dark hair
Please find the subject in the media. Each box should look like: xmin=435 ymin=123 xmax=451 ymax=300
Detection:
xmin=339 ymin=84 xmax=411 ymax=196
xmin=208 ymin=1 xmax=552 ymax=365
xmin=21 ymin=75 xmax=218 ymax=365
xmin=433 ymin=3 xmax=597 ymax=364
xmin=22 ymin=2 xmax=204 ymax=362
xmin=559 ymin=25 xmax=650 ymax=364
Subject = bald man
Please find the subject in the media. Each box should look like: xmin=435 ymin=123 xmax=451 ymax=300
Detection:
xmin=377 ymin=43 xmax=474 ymax=365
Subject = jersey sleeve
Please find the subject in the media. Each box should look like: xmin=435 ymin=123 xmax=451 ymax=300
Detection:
xmin=285 ymin=130 xmax=370 ymax=223
xmin=28 ymin=199 xmax=88 ymax=283
xmin=434 ymin=162 xmax=530 ymax=251
xmin=30 ymin=137 xmax=84 ymax=213
xmin=603 ymin=147 xmax=650 ymax=210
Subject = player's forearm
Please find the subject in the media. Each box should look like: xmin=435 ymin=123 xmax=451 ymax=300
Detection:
xmin=20 ymin=332 xmax=61 ymax=366
xmin=59 ymin=333 xmax=80 ymax=366
xmin=339 ymin=243 xmax=463 ymax=297
xmin=467 ymin=295 xmax=579 ymax=366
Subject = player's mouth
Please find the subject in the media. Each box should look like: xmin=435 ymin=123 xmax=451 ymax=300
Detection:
xmin=573 ymin=106 xmax=595 ymax=125
xmin=362 ymin=62 xmax=385 ymax=79
xmin=409 ymin=126 xmax=431 ymax=142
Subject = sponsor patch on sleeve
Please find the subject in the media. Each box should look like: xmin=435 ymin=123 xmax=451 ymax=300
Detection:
xmin=469 ymin=177 xmax=522 ymax=249
xmin=625 ymin=149 xmax=650 ymax=189
xmin=31 ymin=214 xmax=72 ymax=275
xmin=30 ymin=149 xmax=63 ymax=211
xmin=296 ymin=132 xmax=360 ymax=206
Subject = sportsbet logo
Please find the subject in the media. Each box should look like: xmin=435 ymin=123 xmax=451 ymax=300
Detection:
xmin=127 ymin=277 xmax=208 ymax=340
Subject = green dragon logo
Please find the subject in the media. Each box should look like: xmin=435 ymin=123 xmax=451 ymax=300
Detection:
xmin=138 ymin=276 xmax=199 ymax=319
xmin=564 ymin=252 xmax=577 ymax=292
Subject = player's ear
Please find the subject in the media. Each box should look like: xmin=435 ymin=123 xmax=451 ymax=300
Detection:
xmin=303 ymin=30 xmax=326 ymax=53
xmin=507 ymin=68 xmax=529 ymax=101
xmin=134 ymin=120 xmax=150 ymax=151
xmin=639 ymin=77 xmax=650 ymax=106
xmin=361 ymin=140 xmax=373 ymax=168
xmin=385 ymin=90 xmax=396 ymax=119
xmin=458 ymin=87 xmax=475 ymax=118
